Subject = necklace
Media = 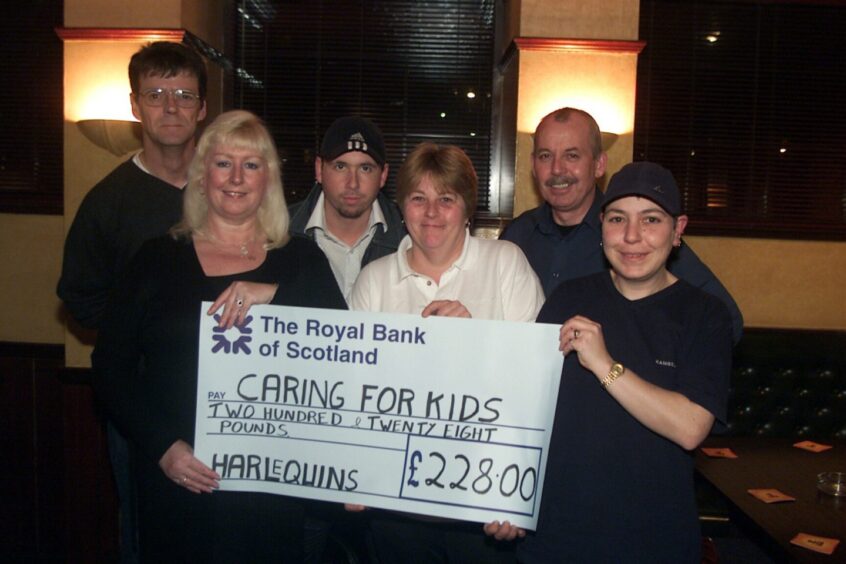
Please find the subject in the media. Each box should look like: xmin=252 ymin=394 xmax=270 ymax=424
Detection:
xmin=204 ymin=232 xmax=260 ymax=261
xmin=236 ymin=240 xmax=253 ymax=259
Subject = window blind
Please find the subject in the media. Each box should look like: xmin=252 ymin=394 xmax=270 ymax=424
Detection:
xmin=0 ymin=0 xmax=63 ymax=214
xmin=635 ymin=0 xmax=845 ymax=240
xmin=231 ymin=0 xmax=495 ymax=211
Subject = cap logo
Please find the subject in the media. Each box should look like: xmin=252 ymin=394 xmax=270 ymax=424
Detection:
xmin=346 ymin=132 xmax=368 ymax=152
xmin=651 ymin=184 xmax=665 ymax=194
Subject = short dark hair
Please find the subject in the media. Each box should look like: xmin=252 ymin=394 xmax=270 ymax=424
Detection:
xmin=128 ymin=41 xmax=208 ymax=100
xmin=396 ymin=142 xmax=478 ymax=219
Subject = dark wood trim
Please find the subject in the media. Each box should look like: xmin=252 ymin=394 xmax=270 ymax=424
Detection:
xmin=0 ymin=192 xmax=63 ymax=215
xmin=499 ymin=37 xmax=646 ymax=73
xmin=739 ymin=327 xmax=846 ymax=338
xmin=0 ymin=341 xmax=63 ymax=359
xmin=513 ymin=37 xmax=646 ymax=54
xmin=1 ymin=341 xmax=117 ymax=561
xmin=0 ymin=343 xmax=97 ymax=383
xmin=722 ymin=0 xmax=844 ymax=4
xmin=55 ymin=27 xmax=186 ymax=43
xmin=58 ymin=367 xmax=95 ymax=385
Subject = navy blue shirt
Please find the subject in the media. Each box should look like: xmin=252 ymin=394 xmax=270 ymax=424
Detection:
xmin=501 ymin=188 xmax=743 ymax=342
xmin=519 ymin=273 xmax=732 ymax=563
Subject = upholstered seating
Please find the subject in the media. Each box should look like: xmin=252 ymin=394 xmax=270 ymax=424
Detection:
xmin=724 ymin=329 xmax=846 ymax=439
xmin=698 ymin=328 xmax=846 ymax=544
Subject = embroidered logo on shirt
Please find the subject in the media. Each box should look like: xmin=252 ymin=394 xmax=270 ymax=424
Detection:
xmin=655 ymin=359 xmax=676 ymax=368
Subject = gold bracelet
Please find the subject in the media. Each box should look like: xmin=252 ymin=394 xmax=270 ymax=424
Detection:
xmin=601 ymin=362 xmax=626 ymax=389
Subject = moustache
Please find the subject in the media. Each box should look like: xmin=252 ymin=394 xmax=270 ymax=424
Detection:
xmin=545 ymin=176 xmax=578 ymax=188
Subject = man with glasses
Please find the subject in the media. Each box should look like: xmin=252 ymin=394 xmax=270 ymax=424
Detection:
xmin=59 ymin=41 xmax=207 ymax=328
xmin=57 ymin=41 xmax=207 ymax=563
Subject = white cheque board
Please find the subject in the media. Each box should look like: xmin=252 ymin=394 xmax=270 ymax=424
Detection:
xmin=193 ymin=303 xmax=563 ymax=529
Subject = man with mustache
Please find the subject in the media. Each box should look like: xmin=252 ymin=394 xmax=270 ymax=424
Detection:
xmin=501 ymin=107 xmax=742 ymax=341
xmin=289 ymin=116 xmax=405 ymax=302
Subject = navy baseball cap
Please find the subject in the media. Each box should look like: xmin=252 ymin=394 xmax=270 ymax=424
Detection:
xmin=603 ymin=161 xmax=681 ymax=216
xmin=320 ymin=116 xmax=386 ymax=166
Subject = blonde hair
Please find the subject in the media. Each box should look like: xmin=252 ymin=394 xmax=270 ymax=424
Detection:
xmin=172 ymin=110 xmax=290 ymax=249
xmin=396 ymin=142 xmax=478 ymax=220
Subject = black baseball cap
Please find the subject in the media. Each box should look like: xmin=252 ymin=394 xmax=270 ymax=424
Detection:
xmin=603 ymin=161 xmax=681 ymax=216
xmin=320 ymin=116 xmax=386 ymax=166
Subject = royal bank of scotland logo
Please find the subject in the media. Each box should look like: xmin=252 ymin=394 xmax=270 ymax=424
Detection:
xmin=210 ymin=314 xmax=253 ymax=355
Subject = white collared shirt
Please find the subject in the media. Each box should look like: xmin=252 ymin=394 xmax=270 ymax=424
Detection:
xmin=350 ymin=230 xmax=544 ymax=321
xmin=306 ymin=192 xmax=386 ymax=301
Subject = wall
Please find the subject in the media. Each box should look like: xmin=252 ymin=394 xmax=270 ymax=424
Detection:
xmin=0 ymin=215 xmax=65 ymax=343
xmin=64 ymin=0 xmax=183 ymax=28
xmin=519 ymin=0 xmax=639 ymax=39
xmin=688 ymin=236 xmax=846 ymax=331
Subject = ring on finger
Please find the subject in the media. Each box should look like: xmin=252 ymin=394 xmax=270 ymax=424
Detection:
xmin=181 ymin=476 xmax=188 ymax=484
xmin=236 ymin=298 xmax=244 ymax=308
xmin=574 ymin=330 xmax=580 ymax=339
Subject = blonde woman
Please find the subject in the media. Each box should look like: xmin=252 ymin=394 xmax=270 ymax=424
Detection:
xmin=93 ymin=110 xmax=345 ymax=562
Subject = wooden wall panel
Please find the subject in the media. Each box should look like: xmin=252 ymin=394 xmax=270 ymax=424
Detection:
xmin=1 ymin=343 xmax=118 ymax=562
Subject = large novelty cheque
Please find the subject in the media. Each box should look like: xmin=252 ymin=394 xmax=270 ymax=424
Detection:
xmin=194 ymin=304 xmax=563 ymax=529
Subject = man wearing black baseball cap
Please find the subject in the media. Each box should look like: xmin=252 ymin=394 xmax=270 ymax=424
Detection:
xmin=289 ymin=116 xmax=405 ymax=301
xmin=289 ymin=118 xmax=404 ymax=561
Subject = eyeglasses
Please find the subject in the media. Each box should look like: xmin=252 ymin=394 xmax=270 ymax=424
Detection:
xmin=137 ymin=88 xmax=202 ymax=108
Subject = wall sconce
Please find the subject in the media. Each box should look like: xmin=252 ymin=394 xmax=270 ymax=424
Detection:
xmin=601 ymin=132 xmax=618 ymax=152
xmin=77 ymin=119 xmax=142 ymax=156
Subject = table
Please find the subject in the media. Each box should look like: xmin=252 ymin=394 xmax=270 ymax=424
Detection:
xmin=696 ymin=437 xmax=846 ymax=563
